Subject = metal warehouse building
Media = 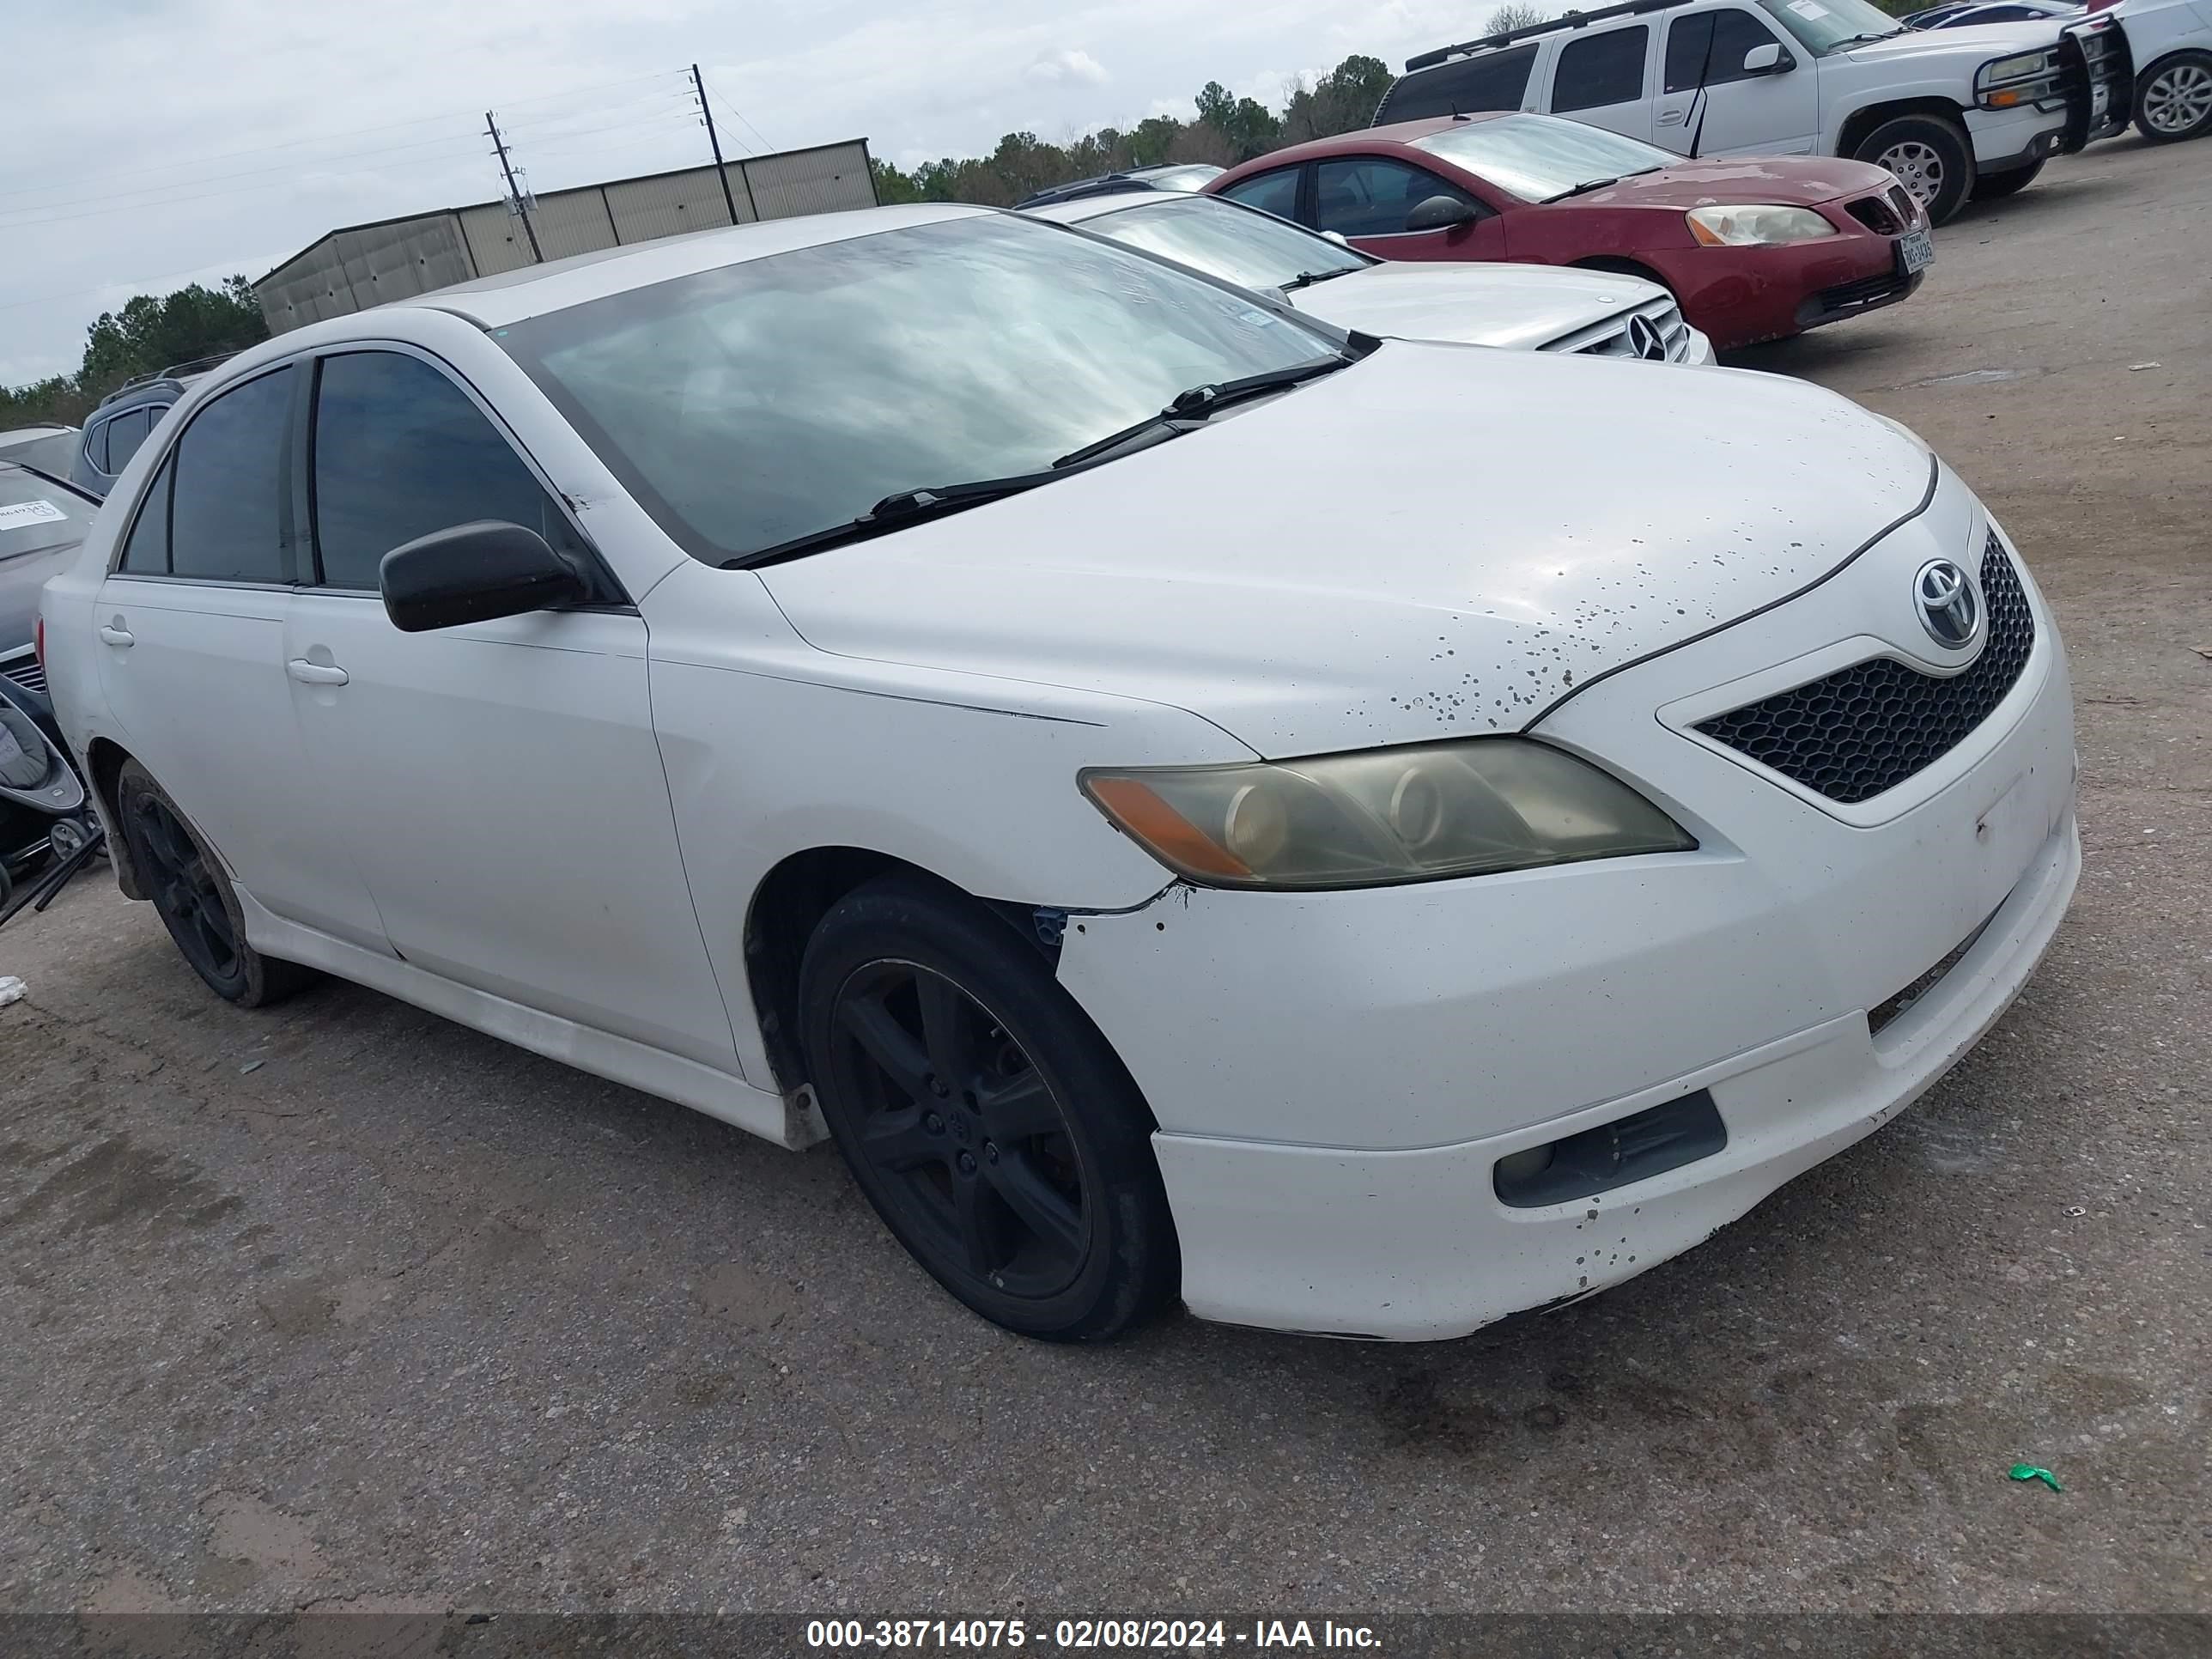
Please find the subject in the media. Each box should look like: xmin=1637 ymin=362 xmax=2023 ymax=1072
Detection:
xmin=254 ymin=138 xmax=877 ymax=334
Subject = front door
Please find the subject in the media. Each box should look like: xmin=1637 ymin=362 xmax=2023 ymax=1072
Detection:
xmin=1655 ymin=6 xmax=1820 ymax=156
xmin=93 ymin=362 xmax=386 ymax=946
xmin=283 ymin=344 xmax=740 ymax=1069
xmin=1312 ymin=157 xmax=1509 ymax=263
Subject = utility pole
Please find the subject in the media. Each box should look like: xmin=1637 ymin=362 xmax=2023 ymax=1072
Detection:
xmin=485 ymin=110 xmax=544 ymax=263
xmin=691 ymin=64 xmax=744 ymax=225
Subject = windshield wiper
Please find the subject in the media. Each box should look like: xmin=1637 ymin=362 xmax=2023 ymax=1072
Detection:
xmin=1540 ymin=165 xmax=1666 ymax=204
xmin=728 ymin=349 xmax=1369 ymax=568
xmin=724 ymin=475 xmax=1049 ymax=568
xmin=1051 ymin=350 xmax=1362 ymax=471
xmin=1830 ymin=29 xmax=1900 ymax=47
xmin=1282 ymin=266 xmax=1360 ymax=291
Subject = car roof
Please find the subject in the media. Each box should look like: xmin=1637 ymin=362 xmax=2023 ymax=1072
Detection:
xmin=403 ymin=203 xmax=989 ymax=329
xmin=1024 ymin=191 xmax=1227 ymax=226
xmin=0 ymin=424 xmax=71 ymax=441
xmin=1213 ymin=114 xmax=1504 ymax=176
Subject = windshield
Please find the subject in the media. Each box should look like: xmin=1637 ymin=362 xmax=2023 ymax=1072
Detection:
xmin=1765 ymin=0 xmax=1906 ymax=52
xmin=1078 ymin=197 xmax=1370 ymax=293
xmin=0 ymin=465 xmax=96 ymax=561
xmin=1412 ymin=115 xmax=1676 ymax=203
xmin=500 ymin=215 xmax=1346 ymax=565
xmin=0 ymin=431 xmax=79 ymax=476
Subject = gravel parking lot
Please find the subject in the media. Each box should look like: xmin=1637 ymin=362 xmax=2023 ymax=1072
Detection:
xmin=3 ymin=136 xmax=2206 ymax=1620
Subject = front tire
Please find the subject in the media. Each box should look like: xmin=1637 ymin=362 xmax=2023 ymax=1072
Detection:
xmin=1855 ymin=115 xmax=1973 ymax=225
xmin=798 ymin=873 xmax=1178 ymax=1341
xmin=2133 ymin=52 xmax=2212 ymax=143
xmin=1970 ymin=158 xmax=2042 ymax=200
xmin=114 ymin=761 xmax=314 ymax=1007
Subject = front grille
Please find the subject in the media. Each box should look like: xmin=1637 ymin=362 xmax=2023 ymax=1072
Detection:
xmin=1567 ymin=298 xmax=1693 ymax=362
xmin=1697 ymin=532 xmax=2036 ymax=805
xmin=0 ymin=654 xmax=45 ymax=697
xmin=1810 ymin=270 xmax=1911 ymax=318
xmin=1887 ymin=185 xmax=1917 ymax=227
xmin=1846 ymin=194 xmax=1902 ymax=236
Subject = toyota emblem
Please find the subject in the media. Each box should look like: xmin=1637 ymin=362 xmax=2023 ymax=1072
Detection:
xmin=1913 ymin=558 xmax=1981 ymax=649
xmin=1626 ymin=315 xmax=1668 ymax=361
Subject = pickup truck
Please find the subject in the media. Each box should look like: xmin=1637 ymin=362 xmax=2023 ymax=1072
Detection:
xmin=1377 ymin=0 xmax=2131 ymax=222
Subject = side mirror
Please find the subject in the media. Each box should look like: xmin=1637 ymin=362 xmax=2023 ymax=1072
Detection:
xmin=1742 ymin=42 xmax=1790 ymax=74
xmin=380 ymin=520 xmax=587 ymax=634
xmin=1405 ymin=193 xmax=1480 ymax=233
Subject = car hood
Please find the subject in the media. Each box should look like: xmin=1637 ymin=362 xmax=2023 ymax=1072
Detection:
xmin=755 ymin=341 xmax=1933 ymax=759
xmin=1288 ymin=262 xmax=1662 ymax=350
xmin=1575 ymin=155 xmax=1901 ymax=210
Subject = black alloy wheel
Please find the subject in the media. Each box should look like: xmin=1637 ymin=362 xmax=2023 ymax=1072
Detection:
xmin=829 ymin=960 xmax=1089 ymax=1298
xmin=114 ymin=760 xmax=313 ymax=1006
xmin=798 ymin=873 xmax=1177 ymax=1340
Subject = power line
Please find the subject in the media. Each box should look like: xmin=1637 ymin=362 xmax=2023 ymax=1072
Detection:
xmin=698 ymin=74 xmax=776 ymax=155
xmin=0 ymin=129 xmax=492 ymax=227
xmin=0 ymin=69 xmax=690 ymax=207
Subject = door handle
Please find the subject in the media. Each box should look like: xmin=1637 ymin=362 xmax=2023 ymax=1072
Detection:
xmin=99 ymin=623 xmax=134 ymax=647
xmin=1656 ymin=108 xmax=1686 ymax=126
xmin=287 ymin=659 xmax=349 ymax=686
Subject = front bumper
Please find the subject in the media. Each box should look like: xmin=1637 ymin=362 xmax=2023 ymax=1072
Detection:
xmin=1650 ymin=207 xmax=1923 ymax=350
xmin=1137 ymin=809 xmax=2075 ymax=1339
xmin=1056 ymin=494 xmax=2079 ymax=1340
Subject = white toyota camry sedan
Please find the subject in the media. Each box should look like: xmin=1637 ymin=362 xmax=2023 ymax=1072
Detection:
xmin=42 ymin=204 xmax=2077 ymax=1343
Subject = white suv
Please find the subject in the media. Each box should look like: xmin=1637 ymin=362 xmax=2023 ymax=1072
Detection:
xmin=44 ymin=205 xmax=2077 ymax=1343
xmin=1379 ymin=0 xmax=2130 ymax=222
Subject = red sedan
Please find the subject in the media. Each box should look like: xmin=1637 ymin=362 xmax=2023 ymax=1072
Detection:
xmin=1204 ymin=112 xmax=1929 ymax=352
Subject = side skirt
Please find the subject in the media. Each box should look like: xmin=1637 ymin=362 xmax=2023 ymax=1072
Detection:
xmin=235 ymin=889 xmax=823 ymax=1150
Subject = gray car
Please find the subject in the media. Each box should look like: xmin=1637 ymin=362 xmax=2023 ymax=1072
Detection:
xmin=1 ymin=460 xmax=98 ymax=696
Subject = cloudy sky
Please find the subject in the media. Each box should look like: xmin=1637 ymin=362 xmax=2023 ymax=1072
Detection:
xmin=1 ymin=0 xmax=1506 ymax=386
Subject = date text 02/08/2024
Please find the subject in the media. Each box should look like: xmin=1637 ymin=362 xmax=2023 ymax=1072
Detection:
xmin=805 ymin=1618 xmax=1383 ymax=1650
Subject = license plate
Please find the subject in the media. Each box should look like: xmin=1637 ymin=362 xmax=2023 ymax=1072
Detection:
xmin=1898 ymin=228 xmax=1935 ymax=274
xmin=2091 ymin=82 xmax=2111 ymax=122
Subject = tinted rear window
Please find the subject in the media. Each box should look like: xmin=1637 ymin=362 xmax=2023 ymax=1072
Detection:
xmin=168 ymin=368 xmax=294 ymax=583
xmin=1376 ymin=45 xmax=1540 ymax=124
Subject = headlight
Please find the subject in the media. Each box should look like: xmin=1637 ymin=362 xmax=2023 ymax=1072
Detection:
xmin=1685 ymin=205 xmax=1837 ymax=246
xmin=1977 ymin=49 xmax=2061 ymax=106
xmin=1081 ymin=738 xmax=1695 ymax=890
xmin=1979 ymin=50 xmax=2056 ymax=85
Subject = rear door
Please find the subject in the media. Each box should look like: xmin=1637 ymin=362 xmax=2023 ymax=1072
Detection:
xmin=1655 ymin=4 xmax=1820 ymax=155
xmin=1541 ymin=23 xmax=1661 ymax=139
xmin=283 ymin=343 xmax=739 ymax=1069
xmin=92 ymin=362 xmax=386 ymax=944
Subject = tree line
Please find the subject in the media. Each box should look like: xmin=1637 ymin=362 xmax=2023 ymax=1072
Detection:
xmin=1 ymin=277 xmax=268 ymax=433
xmin=871 ymin=53 xmax=1397 ymax=208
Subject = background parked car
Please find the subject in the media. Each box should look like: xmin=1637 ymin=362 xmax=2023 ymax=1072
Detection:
xmin=1904 ymin=3 xmax=2083 ymax=29
xmin=70 ymin=354 xmax=234 ymax=499
xmin=1374 ymin=0 xmax=2128 ymax=221
xmin=2102 ymin=0 xmax=2212 ymax=141
xmin=2 ymin=459 xmax=97 ymax=696
xmin=1205 ymin=112 xmax=1930 ymax=350
xmin=1026 ymin=189 xmax=1714 ymax=362
xmin=1015 ymin=163 xmax=1224 ymax=209
xmin=0 ymin=424 xmax=80 ymax=477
